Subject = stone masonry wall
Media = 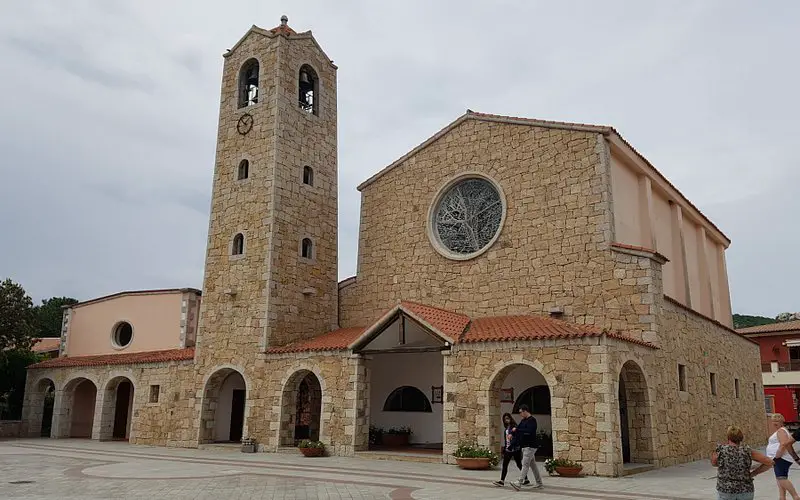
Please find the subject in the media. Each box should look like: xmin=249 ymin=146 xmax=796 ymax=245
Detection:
xmin=194 ymin=30 xmax=278 ymax=370
xmin=646 ymin=299 xmax=767 ymax=466
xmin=443 ymin=337 xmax=641 ymax=477
xmin=269 ymin=34 xmax=339 ymax=346
xmin=22 ymin=361 xmax=196 ymax=447
xmin=341 ymin=119 xmax=659 ymax=340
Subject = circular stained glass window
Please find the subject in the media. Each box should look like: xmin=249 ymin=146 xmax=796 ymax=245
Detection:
xmin=430 ymin=176 xmax=505 ymax=259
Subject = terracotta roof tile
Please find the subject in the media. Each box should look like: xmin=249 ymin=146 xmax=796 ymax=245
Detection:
xmin=31 ymin=338 xmax=61 ymax=353
xmin=400 ymin=301 xmax=471 ymax=340
xmin=738 ymin=320 xmax=800 ymax=335
xmin=462 ymin=315 xmax=656 ymax=348
xmin=28 ymin=348 xmax=194 ymax=369
xmin=266 ymin=327 xmax=367 ymax=354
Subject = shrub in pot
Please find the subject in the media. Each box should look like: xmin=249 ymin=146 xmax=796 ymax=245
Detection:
xmin=382 ymin=426 xmax=411 ymax=447
xmin=297 ymin=439 xmax=325 ymax=457
xmin=453 ymin=439 xmax=499 ymax=470
xmin=369 ymin=425 xmax=383 ymax=446
xmin=544 ymin=458 xmax=583 ymax=477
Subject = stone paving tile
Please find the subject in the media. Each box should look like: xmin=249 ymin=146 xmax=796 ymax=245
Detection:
xmin=0 ymin=439 xmax=795 ymax=499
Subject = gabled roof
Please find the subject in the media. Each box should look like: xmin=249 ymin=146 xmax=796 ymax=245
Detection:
xmin=738 ymin=320 xmax=800 ymax=335
xmin=224 ymin=20 xmax=337 ymax=69
xmin=348 ymin=301 xmax=470 ymax=350
xmin=356 ymin=110 xmax=729 ymax=244
xmin=265 ymin=327 xmax=366 ymax=354
xmin=265 ymin=301 xmax=657 ymax=354
xmin=66 ymin=288 xmax=200 ymax=309
xmin=28 ymin=348 xmax=195 ymax=369
xmin=31 ymin=338 xmax=61 ymax=353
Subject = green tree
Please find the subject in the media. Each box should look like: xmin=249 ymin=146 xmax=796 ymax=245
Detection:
xmin=0 ymin=278 xmax=39 ymax=419
xmin=0 ymin=278 xmax=36 ymax=352
xmin=732 ymin=313 xmax=778 ymax=329
xmin=0 ymin=349 xmax=40 ymax=419
xmin=34 ymin=296 xmax=78 ymax=338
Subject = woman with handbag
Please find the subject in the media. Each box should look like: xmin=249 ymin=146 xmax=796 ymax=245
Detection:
xmin=493 ymin=413 xmax=529 ymax=487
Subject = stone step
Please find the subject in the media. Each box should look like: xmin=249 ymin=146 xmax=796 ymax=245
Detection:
xmin=620 ymin=463 xmax=655 ymax=476
xmin=355 ymin=451 xmax=443 ymax=464
xmin=276 ymin=446 xmax=302 ymax=455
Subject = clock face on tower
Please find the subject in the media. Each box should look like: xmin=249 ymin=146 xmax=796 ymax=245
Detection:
xmin=237 ymin=113 xmax=253 ymax=135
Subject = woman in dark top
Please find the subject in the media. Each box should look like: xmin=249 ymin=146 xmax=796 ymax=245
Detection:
xmin=493 ymin=413 xmax=528 ymax=487
xmin=711 ymin=425 xmax=773 ymax=500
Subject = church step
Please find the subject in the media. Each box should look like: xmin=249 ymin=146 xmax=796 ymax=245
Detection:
xmin=355 ymin=450 xmax=443 ymax=464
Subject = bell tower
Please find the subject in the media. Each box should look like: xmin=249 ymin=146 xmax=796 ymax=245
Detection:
xmin=195 ymin=16 xmax=339 ymax=367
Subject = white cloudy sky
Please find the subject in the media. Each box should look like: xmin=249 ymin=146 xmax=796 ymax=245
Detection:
xmin=0 ymin=1 xmax=797 ymax=317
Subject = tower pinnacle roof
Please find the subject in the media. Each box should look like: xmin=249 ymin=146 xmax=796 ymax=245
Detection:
xmin=270 ymin=14 xmax=296 ymax=35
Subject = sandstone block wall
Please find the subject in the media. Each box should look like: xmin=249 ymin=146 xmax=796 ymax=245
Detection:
xmin=22 ymin=361 xmax=196 ymax=447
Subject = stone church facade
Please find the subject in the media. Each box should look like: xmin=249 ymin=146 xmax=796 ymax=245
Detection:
xmin=22 ymin=18 xmax=765 ymax=476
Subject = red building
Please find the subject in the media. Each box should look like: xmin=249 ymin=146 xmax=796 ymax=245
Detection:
xmin=740 ymin=320 xmax=800 ymax=423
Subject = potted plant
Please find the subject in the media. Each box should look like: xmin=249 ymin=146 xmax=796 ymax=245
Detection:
xmin=369 ymin=425 xmax=384 ymax=446
xmin=453 ymin=440 xmax=499 ymax=470
xmin=297 ymin=439 xmax=325 ymax=457
xmin=544 ymin=458 xmax=583 ymax=477
xmin=382 ymin=426 xmax=411 ymax=447
xmin=241 ymin=437 xmax=257 ymax=453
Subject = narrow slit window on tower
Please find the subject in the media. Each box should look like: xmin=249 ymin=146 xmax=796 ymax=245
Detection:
xmin=238 ymin=59 xmax=259 ymax=108
xmin=303 ymin=165 xmax=314 ymax=186
xmin=678 ymin=364 xmax=687 ymax=392
xmin=237 ymin=159 xmax=249 ymax=180
xmin=298 ymin=65 xmax=319 ymax=115
xmin=232 ymin=233 xmax=244 ymax=256
xmin=734 ymin=378 xmax=740 ymax=398
xmin=301 ymin=238 xmax=313 ymax=259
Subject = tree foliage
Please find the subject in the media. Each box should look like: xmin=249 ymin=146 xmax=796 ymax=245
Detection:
xmin=0 ymin=278 xmax=36 ymax=352
xmin=732 ymin=314 xmax=777 ymax=329
xmin=0 ymin=349 xmax=40 ymax=419
xmin=34 ymin=296 xmax=78 ymax=338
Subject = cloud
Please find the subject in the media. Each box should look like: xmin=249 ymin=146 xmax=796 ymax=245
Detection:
xmin=0 ymin=0 xmax=797 ymax=320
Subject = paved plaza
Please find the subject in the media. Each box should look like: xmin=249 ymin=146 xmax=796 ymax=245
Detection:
xmin=0 ymin=439 xmax=789 ymax=499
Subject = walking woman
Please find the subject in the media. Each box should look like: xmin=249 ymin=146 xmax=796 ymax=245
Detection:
xmin=710 ymin=425 xmax=773 ymax=500
xmin=492 ymin=413 xmax=528 ymax=487
xmin=767 ymin=413 xmax=800 ymax=500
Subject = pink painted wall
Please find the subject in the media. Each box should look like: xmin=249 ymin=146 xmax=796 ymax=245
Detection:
xmin=610 ymin=157 xmax=643 ymax=247
xmin=609 ymin=150 xmax=733 ymax=327
xmin=66 ymin=291 xmax=186 ymax=356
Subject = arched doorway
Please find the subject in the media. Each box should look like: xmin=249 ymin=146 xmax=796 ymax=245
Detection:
xmin=618 ymin=361 xmax=654 ymax=464
xmin=489 ymin=363 xmax=553 ymax=457
xmin=64 ymin=378 xmax=97 ymax=438
xmin=280 ymin=370 xmax=322 ymax=446
xmin=27 ymin=378 xmax=55 ymax=438
xmin=99 ymin=377 xmax=135 ymax=441
xmin=199 ymin=368 xmax=247 ymax=443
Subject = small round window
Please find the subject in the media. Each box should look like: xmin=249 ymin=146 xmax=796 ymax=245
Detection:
xmin=112 ymin=321 xmax=133 ymax=348
xmin=429 ymin=175 xmax=505 ymax=260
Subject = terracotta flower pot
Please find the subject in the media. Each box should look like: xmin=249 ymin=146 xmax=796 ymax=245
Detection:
xmin=455 ymin=457 xmax=491 ymax=470
xmin=555 ymin=466 xmax=582 ymax=477
xmin=299 ymin=447 xmax=324 ymax=457
xmin=382 ymin=433 xmax=410 ymax=447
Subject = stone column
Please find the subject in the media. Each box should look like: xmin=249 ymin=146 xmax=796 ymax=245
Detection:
xmin=442 ymin=350 xmax=458 ymax=463
xmin=349 ymin=354 xmax=369 ymax=452
xmin=51 ymin=389 xmax=71 ymax=439
xmin=93 ymin=386 xmax=111 ymax=441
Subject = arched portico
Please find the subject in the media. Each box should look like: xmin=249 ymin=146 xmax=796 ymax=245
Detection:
xmin=57 ymin=377 xmax=98 ymax=438
xmin=199 ymin=368 xmax=248 ymax=443
xmin=618 ymin=360 xmax=655 ymax=466
xmin=488 ymin=362 xmax=555 ymax=457
xmin=25 ymin=378 xmax=56 ymax=438
xmin=98 ymin=376 xmax=135 ymax=441
xmin=280 ymin=369 xmax=323 ymax=446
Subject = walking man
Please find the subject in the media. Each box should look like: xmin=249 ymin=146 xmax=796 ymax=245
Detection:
xmin=510 ymin=404 xmax=543 ymax=490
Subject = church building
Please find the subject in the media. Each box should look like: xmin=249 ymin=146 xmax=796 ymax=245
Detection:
xmin=22 ymin=17 xmax=764 ymax=476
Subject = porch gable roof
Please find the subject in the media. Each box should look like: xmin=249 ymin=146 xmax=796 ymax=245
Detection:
xmin=348 ymin=301 xmax=470 ymax=351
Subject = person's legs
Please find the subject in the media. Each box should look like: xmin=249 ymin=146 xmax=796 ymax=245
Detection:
xmin=778 ymin=479 xmax=800 ymax=500
xmin=516 ymin=447 xmax=534 ymax=485
xmin=528 ymin=447 xmax=543 ymax=486
xmin=513 ymin=450 xmax=528 ymax=484
xmin=498 ymin=452 xmax=512 ymax=482
xmin=775 ymin=458 xmax=797 ymax=500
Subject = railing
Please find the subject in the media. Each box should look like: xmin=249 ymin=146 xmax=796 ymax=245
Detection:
xmin=761 ymin=361 xmax=800 ymax=372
